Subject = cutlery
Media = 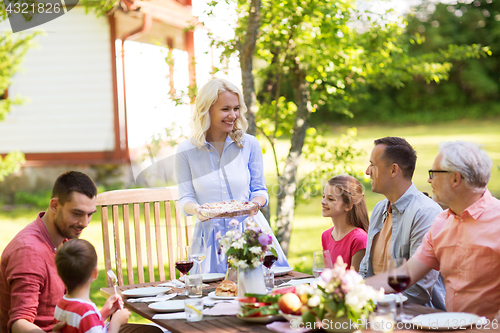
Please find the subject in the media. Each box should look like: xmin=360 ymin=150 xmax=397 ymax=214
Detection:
xmin=107 ymin=270 xmax=123 ymax=309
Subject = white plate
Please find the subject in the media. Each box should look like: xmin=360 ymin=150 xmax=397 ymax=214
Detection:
xmin=148 ymin=300 xmax=186 ymax=313
xmin=271 ymin=266 xmax=292 ymax=276
xmin=179 ymin=273 xmax=226 ymax=283
xmin=208 ymin=291 xmax=237 ymax=300
xmin=279 ymin=311 xmax=302 ymax=323
xmin=383 ymin=293 xmax=408 ymax=303
xmin=121 ymin=287 xmax=172 ymax=297
xmin=410 ymin=312 xmax=480 ymax=330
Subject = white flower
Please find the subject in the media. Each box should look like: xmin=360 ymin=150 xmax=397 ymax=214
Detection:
xmin=239 ymin=261 xmax=249 ymax=269
xmin=232 ymin=240 xmax=243 ymax=250
xmin=229 ymin=219 xmax=239 ymax=227
xmin=307 ymin=295 xmax=321 ymax=307
xmin=295 ymin=284 xmax=314 ymax=296
xmin=251 ymin=257 xmax=261 ymax=268
xmin=249 ymin=246 xmax=262 ymax=255
xmin=341 ymin=270 xmax=364 ymax=294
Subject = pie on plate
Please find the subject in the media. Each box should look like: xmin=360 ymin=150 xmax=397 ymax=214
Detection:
xmin=198 ymin=201 xmax=259 ymax=218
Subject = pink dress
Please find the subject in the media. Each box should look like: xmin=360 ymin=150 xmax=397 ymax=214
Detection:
xmin=321 ymin=227 xmax=367 ymax=269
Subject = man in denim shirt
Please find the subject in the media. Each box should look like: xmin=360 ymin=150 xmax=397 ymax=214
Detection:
xmin=359 ymin=137 xmax=445 ymax=307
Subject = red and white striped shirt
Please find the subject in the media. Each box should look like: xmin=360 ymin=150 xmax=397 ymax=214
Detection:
xmin=54 ymin=296 xmax=107 ymax=333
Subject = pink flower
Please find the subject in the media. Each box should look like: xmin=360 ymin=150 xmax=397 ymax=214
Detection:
xmin=258 ymin=234 xmax=272 ymax=246
xmin=229 ymin=219 xmax=239 ymax=227
xmin=215 ymin=231 xmax=221 ymax=240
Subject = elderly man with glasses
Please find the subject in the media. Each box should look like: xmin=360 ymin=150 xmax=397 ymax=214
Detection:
xmin=366 ymin=141 xmax=500 ymax=319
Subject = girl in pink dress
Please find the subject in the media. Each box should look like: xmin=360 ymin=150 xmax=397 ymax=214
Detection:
xmin=321 ymin=175 xmax=368 ymax=271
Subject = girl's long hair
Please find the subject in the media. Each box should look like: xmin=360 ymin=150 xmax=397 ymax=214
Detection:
xmin=328 ymin=175 xmax=369 ymax=232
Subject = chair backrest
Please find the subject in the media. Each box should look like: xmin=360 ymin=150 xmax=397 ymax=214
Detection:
xmin=97 ymin=187 xmax=193 ymax=287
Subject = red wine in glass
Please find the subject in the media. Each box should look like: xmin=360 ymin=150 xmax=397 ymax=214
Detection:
xmin=388 ymin=258 xmax=413 ymax=322
xmin=388 ymin=275 xmax=411 ymax=293
xmin=175 ymin=261 xmax=194 ymax=275
xmin=263 ymin=254 xmax=278 ymax=269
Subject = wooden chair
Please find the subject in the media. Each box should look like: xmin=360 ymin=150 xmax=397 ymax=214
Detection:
xmin=97 ymin=187 xmax=193 ymax=287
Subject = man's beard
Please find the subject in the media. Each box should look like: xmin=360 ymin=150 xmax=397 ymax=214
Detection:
xmin=54 ymin=209 xmax=79 ymax=239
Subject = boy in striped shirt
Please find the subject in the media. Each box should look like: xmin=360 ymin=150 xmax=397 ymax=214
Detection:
xmin=54 ymin=239 xmax=130 ymax=333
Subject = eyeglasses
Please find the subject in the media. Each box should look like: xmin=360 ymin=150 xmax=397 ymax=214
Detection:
xmin=428 ymin=169 xmax=452 ymax=179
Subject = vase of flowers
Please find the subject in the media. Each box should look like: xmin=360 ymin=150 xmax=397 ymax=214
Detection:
xmin=295 ymin=256 xmax=384 ymax=332
xmin=217 ymin=217 xmax=276 ymax=295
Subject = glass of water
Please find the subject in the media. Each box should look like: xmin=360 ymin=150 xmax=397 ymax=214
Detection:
xmin=312 ymin=250 xmax=333 ymax=278
xmin=186 ymin=274 xmax=203 ymax=298
xmin=184 ymin=298 xmax=203 ymax=322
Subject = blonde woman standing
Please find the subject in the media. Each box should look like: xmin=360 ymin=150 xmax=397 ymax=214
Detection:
xmin=175 ymin=78 xmax=289 ymax=273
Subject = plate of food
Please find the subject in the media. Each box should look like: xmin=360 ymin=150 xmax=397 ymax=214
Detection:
xmin=237 ymin=294 xmax=282 ymax=323
xmin=179 ymin=273 xmax=225 ymax=283
xmin=198 ymin=200 xmax=259 ymax=218
xmin=208 ymin=279 xmax=238 ymax=299
xmin=271 ymin=266 xmax=293 ymax=276
xmin=148 ymin=300 xmax=185 ymax=313
xmin=121 ymin=287 xmax=171 ymax=297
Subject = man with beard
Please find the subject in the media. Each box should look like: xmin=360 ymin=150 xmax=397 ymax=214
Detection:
xmin=0 ymin=171 xmax=97 ymax=333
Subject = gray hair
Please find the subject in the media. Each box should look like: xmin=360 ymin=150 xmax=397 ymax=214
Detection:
xmin=439 ymin=141 xmax=492 ymax=191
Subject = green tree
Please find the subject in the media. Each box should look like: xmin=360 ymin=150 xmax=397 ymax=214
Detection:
xmin=206 ymin=0 xmax=489 ymax=254
xmin=340 ymin=0 xmax=500 ymax=124
xmin=0 ymin=23 xmax=39 ymax=181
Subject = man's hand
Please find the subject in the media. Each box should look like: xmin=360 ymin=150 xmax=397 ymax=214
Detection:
xmin=11 ymin=319 xmax=46 ymax=333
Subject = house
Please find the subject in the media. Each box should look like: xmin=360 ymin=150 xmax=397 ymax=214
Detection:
xmin=0 ymin=0 xmax=197 ymax=195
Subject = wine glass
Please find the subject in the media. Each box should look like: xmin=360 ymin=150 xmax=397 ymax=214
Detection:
xmin=176 ymin=246 xmax=194 ymax=295
xmin=189 ymin=237 xmax=207 ymax=273
xmin=312 ymin=250 xmax=333 ymax=278
xmin=263 ymin=249 xmax=278 ymax=271
xmin=388 ymin=258 xmax=412 ymax=322
xmin=263 ymin=248 xmax=278 ymax=292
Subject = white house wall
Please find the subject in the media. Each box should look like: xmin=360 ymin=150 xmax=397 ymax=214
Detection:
xmin=0 ymin=8 xmax=115 ymax=154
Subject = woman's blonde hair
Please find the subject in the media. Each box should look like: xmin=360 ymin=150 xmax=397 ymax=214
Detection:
xmin=191 ymin=78 xmax=248 ymax=148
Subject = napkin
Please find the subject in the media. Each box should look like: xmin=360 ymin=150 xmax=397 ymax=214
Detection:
xmin=266 ymin=321 xmax=311 ymax=333
xmin=127 ymin=293 xmax=178 ymax=303
xmin=202 ymin=297 xmax=236 ymax=307
xmin=158 ymin=280 xmax=185 ymax=288
xmin=277 ymin=278 xmax=315 ymax=287
xmin=152 ymin=312 xmax=186 ymax=320
xmin=202 ymin=301 xmax=239 ymax=316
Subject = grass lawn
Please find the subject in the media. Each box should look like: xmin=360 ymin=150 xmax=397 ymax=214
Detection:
xmin=1 ymin=118 xmax=499 ymax=323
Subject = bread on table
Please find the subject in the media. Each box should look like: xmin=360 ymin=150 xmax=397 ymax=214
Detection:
xmin=215 ymin=279 xmax=237 ymax=297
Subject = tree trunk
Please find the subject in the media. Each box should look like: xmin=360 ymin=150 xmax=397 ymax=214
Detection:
xmin=275 ymin=63 xmax=311 ymax=255
xmin=238 ymin=0 xmax=261 ymax=136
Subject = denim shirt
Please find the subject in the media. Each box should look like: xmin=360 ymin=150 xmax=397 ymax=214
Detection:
xmin=360 ymin=183 xmax=443 ymax=305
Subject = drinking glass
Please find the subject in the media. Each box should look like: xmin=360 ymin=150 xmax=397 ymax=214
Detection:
xmin=189 ymin=237 xmax=207 ymax=273
xmin=184 ymin=298 xmax=203 ymax=322
xmin=186 ymin=274 xmax=203 ymax=298
xmin=176 ymin=246 xmax=193 ymax=296
xmin=312 ymin=250 xmax=333 ymax=278
xmin=387 ymin=258 xmax=412 ymax=322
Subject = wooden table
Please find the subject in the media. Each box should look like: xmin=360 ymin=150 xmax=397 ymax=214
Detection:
xmin=101 ymin=272 xmax=500 ymax=333
xmin=101 ymin=271 xmax=311 ymax=333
